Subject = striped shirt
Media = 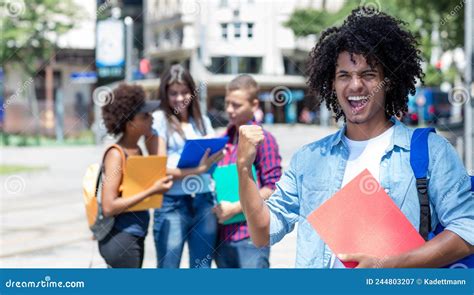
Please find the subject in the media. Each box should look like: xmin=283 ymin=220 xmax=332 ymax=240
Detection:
xmin=218 ymin=120 xmax=282 ymax=242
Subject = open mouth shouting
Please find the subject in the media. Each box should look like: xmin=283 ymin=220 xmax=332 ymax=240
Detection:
xmin=347 ymin=95 xmax=369 ymax=114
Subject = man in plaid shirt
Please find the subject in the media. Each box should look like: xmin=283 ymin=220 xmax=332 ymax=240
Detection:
xmin=212 ymin=75 xmax=282 ymax=268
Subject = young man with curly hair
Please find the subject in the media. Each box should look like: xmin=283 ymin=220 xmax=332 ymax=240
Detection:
xmin=236 ymin=8 xmax=474 ymax=268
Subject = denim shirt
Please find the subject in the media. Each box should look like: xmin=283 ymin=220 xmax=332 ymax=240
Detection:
xmin=267 ymin=117 xmax=474 ymax=268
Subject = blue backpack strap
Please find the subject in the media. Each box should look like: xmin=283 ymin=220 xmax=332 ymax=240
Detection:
xmin=409 ymin=127 xmax=436 ymax=241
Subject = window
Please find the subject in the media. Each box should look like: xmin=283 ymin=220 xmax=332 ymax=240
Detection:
xmin=221 ymin=23 xmax=228 ymax=39
xmin=210 ymin=57 xmax=231 ymax=74
xmin=247 ymin=23 xmax=254 ymax=38
xmin=234 ymin=22 xmax=241 ymax=38
xmin=210 ymin=56 xmax=262 ymax=74
xmin=283 ymin=57 xmax=305 ymax=75
xmin=238 ymin=57 xmax=262 ymax=73
xmin=34 ymin=70 xmax=62 ymax=101
xmin=176 ymin=27 xmax=183 ymax=45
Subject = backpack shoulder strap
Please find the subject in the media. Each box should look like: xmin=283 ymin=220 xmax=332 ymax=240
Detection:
xmin=96 ymin=144 xmax=127 ymax=218
xmin=102 ymin=144 xmax=127 ymax=172
xmin=409 ymin=127 xmax=436 ymax=241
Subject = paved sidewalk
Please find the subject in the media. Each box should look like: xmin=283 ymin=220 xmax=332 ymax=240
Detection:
xmin=0 ymin=124 xmax=337 ymax=268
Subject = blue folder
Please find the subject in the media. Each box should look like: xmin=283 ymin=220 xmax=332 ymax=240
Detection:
xmin=177 ymin=137 xmax=229 ymax=168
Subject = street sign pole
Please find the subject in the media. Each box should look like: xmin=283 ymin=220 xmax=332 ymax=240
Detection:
xmin=125 ymin=16 xmax=134 ymax=82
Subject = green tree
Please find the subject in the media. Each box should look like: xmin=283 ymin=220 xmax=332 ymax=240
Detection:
xmin=285 ymin=0 xmax=465 ymax=85
xmin=0 ymin=0 xmax=85 ymax=139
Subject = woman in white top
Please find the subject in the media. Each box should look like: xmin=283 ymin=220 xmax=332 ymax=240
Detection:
xmin=152 ymin=64 xmax=224 ymax=268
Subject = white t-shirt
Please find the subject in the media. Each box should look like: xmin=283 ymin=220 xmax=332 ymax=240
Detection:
xmin=152 ymin=110 xmax=215 ymax=195
xmin=330 ymin=126 xmax=394 ymax=268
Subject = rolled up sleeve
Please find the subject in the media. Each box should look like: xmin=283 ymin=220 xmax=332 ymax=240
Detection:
xmin=265 ymin=152 xmax=300 ymax=246
xmin=429 ymin=134 xmax=474 ymax=245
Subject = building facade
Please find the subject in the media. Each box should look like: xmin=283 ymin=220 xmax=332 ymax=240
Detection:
xmin=143 ymin=0 xmax=343 ymax=124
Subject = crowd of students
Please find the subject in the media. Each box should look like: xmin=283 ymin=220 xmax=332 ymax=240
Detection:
xmin=96 ymin=7 xmax=473 ymax=269
xmin=99 ymin=65 xmax=281 ymax=268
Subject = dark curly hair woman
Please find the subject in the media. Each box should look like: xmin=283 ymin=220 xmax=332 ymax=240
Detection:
xmin=236 ymin=7 xmax=474 ymax=269
xmin=98 ymin=83 xmax=173 ymax=268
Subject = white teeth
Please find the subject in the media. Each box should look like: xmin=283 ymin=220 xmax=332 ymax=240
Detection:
xmin=347 ymin=96 xmax=367 ymax=101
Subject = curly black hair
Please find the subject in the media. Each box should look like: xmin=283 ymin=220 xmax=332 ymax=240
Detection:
xmin=102 ymin=83 xmax=146 ymax=135
xmin=307 ymin=7 xmax=424 ymax=121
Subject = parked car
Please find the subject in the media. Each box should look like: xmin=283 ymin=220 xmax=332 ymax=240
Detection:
xmin=403 ymin=87 xmax=451 ymax=125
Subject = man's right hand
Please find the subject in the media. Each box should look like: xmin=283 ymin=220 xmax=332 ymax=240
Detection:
xmin=237 ymin=125 xmax=264 ymax=169
xmin=236 ymin=125 xmax=270 ymax=247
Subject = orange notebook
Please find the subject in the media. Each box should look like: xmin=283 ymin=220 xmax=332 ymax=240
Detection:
xmin=121 ymin=155 xmax=167 ymax=212
xmin=307 ymin=169 xmax=425 ymax=268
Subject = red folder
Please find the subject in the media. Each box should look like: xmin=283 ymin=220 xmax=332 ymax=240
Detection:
xmin=307 ymin=169 xmax=425 ymax=268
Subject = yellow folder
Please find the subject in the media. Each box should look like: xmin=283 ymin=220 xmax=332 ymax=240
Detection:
xmin=121 ymin=155 xmax=167 ymax=212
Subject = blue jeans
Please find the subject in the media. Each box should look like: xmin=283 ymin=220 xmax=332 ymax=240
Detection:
xmin=153 ymin=193 xmax=217 ymax=268
xmin=214 ymin=237 xmax=270 ymax=268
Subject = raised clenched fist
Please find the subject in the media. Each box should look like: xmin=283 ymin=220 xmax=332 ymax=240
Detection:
xmin=237 ymin=125 xmax=264 ymax=169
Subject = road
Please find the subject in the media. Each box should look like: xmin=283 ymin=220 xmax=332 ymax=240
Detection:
xmin=0 ymin=124 xmax=337 ymax=268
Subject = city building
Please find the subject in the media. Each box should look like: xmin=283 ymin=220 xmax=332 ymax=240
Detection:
xmin=143 ymin=0 xmax=343 ymax=124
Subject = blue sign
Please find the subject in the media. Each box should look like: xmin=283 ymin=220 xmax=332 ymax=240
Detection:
xmin=70 ymin=72 xmax=97 ymax=84
xmin=96 ymin=19 xmax=125 ymax=79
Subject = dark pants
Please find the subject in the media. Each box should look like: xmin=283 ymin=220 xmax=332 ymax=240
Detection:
xmin=98 ymin=228 xmax=145 ymax=268
xmin=214 ymin=237 xmax=270 ymax=268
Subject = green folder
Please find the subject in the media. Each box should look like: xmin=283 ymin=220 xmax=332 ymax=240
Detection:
xmin=212 ymin=164 xmax=257 ymax=225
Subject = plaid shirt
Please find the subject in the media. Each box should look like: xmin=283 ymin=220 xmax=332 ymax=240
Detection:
xmin=217 ymin=120 xmax=282 ymax=242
